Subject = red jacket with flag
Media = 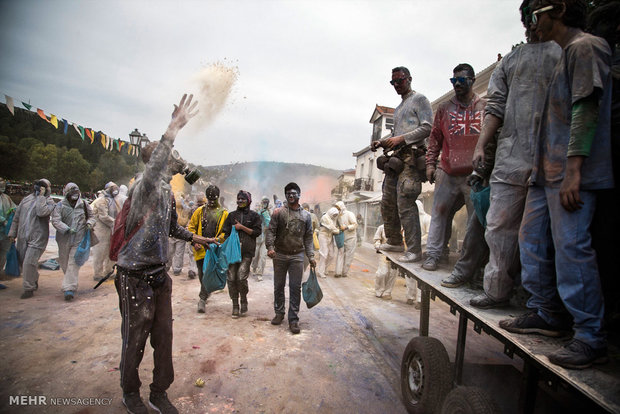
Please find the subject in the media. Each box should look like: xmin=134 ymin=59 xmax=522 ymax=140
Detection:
xmin=426 ymin=94 xmax=486 ymax=176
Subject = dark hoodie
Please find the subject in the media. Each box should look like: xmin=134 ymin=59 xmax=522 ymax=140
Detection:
xmin=222 ymin=204 xmax=262 ymax=259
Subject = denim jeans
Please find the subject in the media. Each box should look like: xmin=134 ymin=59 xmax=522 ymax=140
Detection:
xmin=273 ymin=252 xmax=304 ymax=322
xmin=519 ymin=185 xmax=605 ymax=348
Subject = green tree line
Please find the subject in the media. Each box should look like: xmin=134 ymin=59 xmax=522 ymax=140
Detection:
xmin=0 ymin=103 xmax=142 ymax=191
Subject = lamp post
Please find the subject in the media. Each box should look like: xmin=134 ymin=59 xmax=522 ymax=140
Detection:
xmin=129 ymin=128 xmax=142 ymax=169
xmin=140 ymin=133 xmax=150 ymax=149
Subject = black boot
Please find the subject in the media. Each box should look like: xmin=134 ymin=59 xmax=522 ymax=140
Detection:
xmin=232 ymin=300 xmax=240 ymax=318
xmin=240 ymin=297 xmax=248 ymax=316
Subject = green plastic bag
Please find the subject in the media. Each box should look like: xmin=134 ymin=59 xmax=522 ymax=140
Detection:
xmin=302 ymin=267 xmax=323 ymax=309
xmin=202 ymin=227 xmax=242 ymax=294
xmin=334 ymin=231 xmax=345 ymax=249
xmin=74 ymin=229 xmax=91 ymax=266
xmin=470 ymin=186 xmax=490 ymax=228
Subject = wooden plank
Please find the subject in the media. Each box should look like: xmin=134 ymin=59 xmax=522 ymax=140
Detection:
xmin=383 ymin=251 xmax=620 ymax=413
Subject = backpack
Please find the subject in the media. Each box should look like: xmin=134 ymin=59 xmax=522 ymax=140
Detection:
xmin=109 ymin=196 xmax=145 ymax=261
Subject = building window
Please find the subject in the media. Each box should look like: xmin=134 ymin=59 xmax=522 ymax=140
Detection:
xmin=372 ymin=119 xmax=382 ymax=142
xmin=385 ymin=116 xmax=394 ymax=131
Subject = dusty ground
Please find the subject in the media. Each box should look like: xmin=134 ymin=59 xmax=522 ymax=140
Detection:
xmin=0 ymin=237 xmax=532 ymax=414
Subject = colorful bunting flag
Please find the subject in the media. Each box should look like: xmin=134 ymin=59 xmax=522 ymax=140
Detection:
xmin=100 ymin=133 xmax=106 ymax=149
xmin=119 ymin=141 xmax=126 ymax=152
xmin=22 ymin=102 xmax=32 ymax=111
xmin=62 ymin=119 xmax=68 ymax=134
xmin=37 ymin=108 xmax=48 ymax=122
xmin=72 ymin=123 xmax=82 ymax=139
xmin=5 ymin=95 xmax=14 ymax=115
xmin=50 ymin=114 xmax=58 ymax=129
xmin=85 ymin=128 xmax=93 ymax=142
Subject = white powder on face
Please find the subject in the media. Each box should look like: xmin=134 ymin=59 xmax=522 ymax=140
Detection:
xmin=189 ymin=62 xmax=238 ymax=131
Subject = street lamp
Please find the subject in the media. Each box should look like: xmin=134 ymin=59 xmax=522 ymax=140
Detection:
xmin=140 ymin=133 xmax=150 ymax=148
xmin=129 ymin=128 xmax=142 ymax=146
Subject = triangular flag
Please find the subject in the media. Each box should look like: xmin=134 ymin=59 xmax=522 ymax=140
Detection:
xmin=5 ymin=95 xmax=14 ymax=115
xmin=62 ymin=119 xmax=68 ymax=134
xmin=72 ymin=123 xmax=82 ymax=139
xmin=50 ymin=114 xmax=58 ymax=129
xmin=37 ymin=108 xmax=49 ymax=122
xmin=22 ymin=102 xmax=32 ymax=111
xmin=119 ymin=141 xmax=126 ymax=151
xmin=100 ymin=133 xmax=106 ymax=148
xmin=85 ymin=128 xmax=93 ymax=143
xmin=78 ymin=125 xmax=85 ymax=140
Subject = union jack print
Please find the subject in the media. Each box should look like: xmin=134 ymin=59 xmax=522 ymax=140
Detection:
xmin=448 ymin=110 xmax=483 ymax=136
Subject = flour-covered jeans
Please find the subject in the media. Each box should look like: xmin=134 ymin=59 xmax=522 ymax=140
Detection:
xmin=519 ymin=185 xmax=605 ymax=349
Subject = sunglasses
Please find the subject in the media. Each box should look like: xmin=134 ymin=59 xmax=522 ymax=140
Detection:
xmin=531 ymin=5 xmax=554 ymax=25
xmin=390 ymin=77 xmax=409 ymax=86
xmin=450 ymin=76 xmax=472 ymax=85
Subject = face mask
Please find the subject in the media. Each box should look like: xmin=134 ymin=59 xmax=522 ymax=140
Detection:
xmin=112 ymin=190 xmax=119 ymax=197
xmin=70 ymin=194 xmax=79 ymax=201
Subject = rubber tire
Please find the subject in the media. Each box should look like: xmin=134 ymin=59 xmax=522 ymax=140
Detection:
xmin=440 ymin=386 xmax=498 ymax=414
xmin=401 ymin=336 xmax=452 ymax=414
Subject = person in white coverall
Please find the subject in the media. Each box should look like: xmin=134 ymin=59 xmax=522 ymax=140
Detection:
xmin=317 ymin=207 xmax=340 ymax=278
xmin=91 ymin=181 xmax=123 ymax=281
xmin=374 ymin=224 xmax=397 ymax=299
xmin=334 ymin=201 xmax=357 ymax=278
xmin=0 ymin=178 xmax=17 ymax=279
xmin=8 ymin=179 xmax=55 ymax=299
xmin=51 ymin=183 xmax=96 ymax=300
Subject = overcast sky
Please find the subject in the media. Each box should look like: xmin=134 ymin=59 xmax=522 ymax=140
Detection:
xmin=0 ymin=0 xmax=526 ymax=171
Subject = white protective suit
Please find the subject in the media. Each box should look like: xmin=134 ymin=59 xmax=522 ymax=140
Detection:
xmin=91 ymin=185 xmax=123 ymax=280
xmin=374 ymin=225 xmax=397 ymax=297
xmin=51 ymin=183 xmax=96 ymax=292
xmin=0 ymin=183 xmax=17 ymax=274
xmin=8 ymin=181 xmax=55 ymax=292
xmin=334 ymin=201 xmax=358 ymax=277
xmin=317 ymin=207 xmax=340 ymax=278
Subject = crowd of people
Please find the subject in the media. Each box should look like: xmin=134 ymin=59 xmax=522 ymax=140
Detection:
xmin=371 ymin=0 xmax=618 ymax=371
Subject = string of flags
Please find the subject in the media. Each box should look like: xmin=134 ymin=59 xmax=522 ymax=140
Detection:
xmin=3 ymin=94 xmax=142 ymax=157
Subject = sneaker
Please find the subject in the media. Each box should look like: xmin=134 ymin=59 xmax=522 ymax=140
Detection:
xmin=399 ymin=251 xmax=422 ymax=263
xmin=378 ymin=243 xmax=405 ymax=252
xmin=20 ymin=291 xmax=34 ymax=299
xmin=232 ymin=305 xmax=240 ymax=319
xmin=441 ymin=273 xmax=470 ymax=288
xmin=240 ymin=302 xmax=248 ymax=315
xmin=406 ymin=299 xmax=415 ymax=306
xmin=422 ymin=256 xmax=439 ymax=271
xmin=187 ymin=270 xmax=196 ymax=279
xmin=149 ymin=391 xmax=178 ymax=414
xmin=173 ymin=271 xmax=181 ymax=276
xmin=382 ymin=294 xmax=392 ymax=300
xmin=289 ymin=321 xmax=300 ymax=334
xmin=334 ymin=274 xmax=342 ymax=278
xmin=499 ymin=311 xmax=569 ymax=337
xmin=342 ymin=274 xmax=348 ymax=278
xmin=271 ymin=314 xmax=284 ymax=325
xmin=470 ymin=293 xmax=509 ymax=309
xmin=122 ymin=392 xmax=148 ymax=414
xmin=547 ymin=339 xmax=608 ymax=370
xmin=0 ymin=284 xmax=6 ymax=289
xmin=64 ymin=291 xmax=74 ymax=301
xmin=197 ymin=299 xmax=206 ymax=313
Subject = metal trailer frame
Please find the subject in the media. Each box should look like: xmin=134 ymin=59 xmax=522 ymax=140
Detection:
xmin=383 ymin=251 xmax=620 ymax=414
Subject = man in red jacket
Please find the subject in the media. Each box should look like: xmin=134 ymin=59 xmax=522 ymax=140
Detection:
xmin=424 ymin=64 xmax=487 ymax=272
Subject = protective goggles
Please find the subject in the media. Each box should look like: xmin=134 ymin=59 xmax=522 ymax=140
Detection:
xmin=450 ymin=76 xmax=472 ymax=85
xmin=390 ymin=77 xmax=409 ymax=86
xmin=531 ymin=5 xmax=554 ymax=25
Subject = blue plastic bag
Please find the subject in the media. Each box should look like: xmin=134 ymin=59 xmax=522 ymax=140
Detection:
xmin=334 ymin=231 xmax=345 ymax=249
xmin=220 ymin=227 xmax=242 ymax=266
xmin=74 ymin=229 xmax=91 ymax=266
xmin=302 ymin=267 xmax=323 ymax=309
xmin=201 ymin=227 xmax=242 ymax=294
xmin=5 ymin=242 xmax=19 ymax=276
xmin=3 ymin=209 xmax=15 ymax=236
xmin=202 ymin=244 xmax=228 ymax=293
xmin=470 ymin=186 xmax=491 ymax=228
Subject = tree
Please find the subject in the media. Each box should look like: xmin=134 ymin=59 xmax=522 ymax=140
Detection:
xmin=60 ymin=148 xmax=91 ymax=189
xmin=0 ymin=142 xmax=29 ymax=179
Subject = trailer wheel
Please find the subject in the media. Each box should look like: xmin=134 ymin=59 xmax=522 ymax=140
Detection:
xmin=440 ymin=386 xmax=498 ymax=414
xmin=400 ymin=336 xmax=452 ymax=414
